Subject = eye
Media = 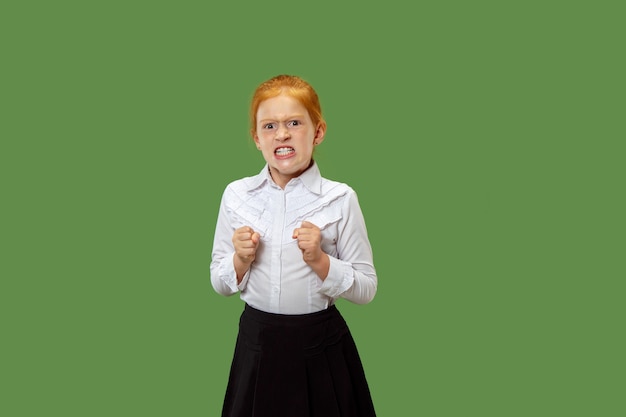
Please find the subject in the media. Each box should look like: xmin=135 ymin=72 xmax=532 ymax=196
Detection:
xmin=263 ymin=123 xmax=275 ymax=129
xmin=288 ymin=120 xmax=300 ymax=127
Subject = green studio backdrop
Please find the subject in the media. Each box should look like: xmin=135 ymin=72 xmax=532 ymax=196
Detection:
xmin=2 ymin=1 xmax=623 ymax=416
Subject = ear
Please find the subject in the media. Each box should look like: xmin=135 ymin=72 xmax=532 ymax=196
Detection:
xmin=313 ymin=122 xmax=326 ymax=145
xmin=253 ymin=133 xmax=261 ymax=150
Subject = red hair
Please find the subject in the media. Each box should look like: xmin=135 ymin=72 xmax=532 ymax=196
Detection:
xmin=249 ymin=74 xmax=326 ymax=137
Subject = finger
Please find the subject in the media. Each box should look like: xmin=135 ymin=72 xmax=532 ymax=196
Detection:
xmin=298 ymin=228 xmax=319 ymax=239
xmin=235 ymin=227 xmax=257 ymax=240
xmin=293 ymin=228 xmax=313 ymax=240
xmin=234 ymin=232 xmax=252 ymax=242
xmin=237 ymin=241 xmax=255 ymax=250
xmin=300 ymin=221 xmax=318 ymax=229
xmin=251 ymin=232 xmax=260 ymax=244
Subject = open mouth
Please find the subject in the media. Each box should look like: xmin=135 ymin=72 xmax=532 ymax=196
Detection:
xmin=275 ymin=147 xmax=295 ymax=157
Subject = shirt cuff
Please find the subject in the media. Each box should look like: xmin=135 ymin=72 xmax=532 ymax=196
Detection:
xmin=319 ymin=256 xmax=354 ymax=298
xmin=237 ymin=268 xmax=251 ymax=291
xmin=218 ymin=252 xmax=249 ymax=293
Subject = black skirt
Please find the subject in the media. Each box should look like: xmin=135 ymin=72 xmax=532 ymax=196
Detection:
xmin=221 ymin=304 xmax=376 ymax=417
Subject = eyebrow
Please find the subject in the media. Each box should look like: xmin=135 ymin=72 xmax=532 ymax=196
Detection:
xmin=258 ymin=115 xmax=306 ymax=124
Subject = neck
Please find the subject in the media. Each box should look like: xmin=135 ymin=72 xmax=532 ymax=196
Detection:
xmin=268 ymin=160 xmax=314 ymax=189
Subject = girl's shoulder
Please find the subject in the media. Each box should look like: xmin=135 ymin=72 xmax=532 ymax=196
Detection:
xmin=319 ymin=176 xmax=356 ymax=197
xmin=224 ymin=170 xmax=266 ymax=194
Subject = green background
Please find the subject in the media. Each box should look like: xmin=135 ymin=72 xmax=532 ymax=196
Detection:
xmin=2 ymin=1 xmax=623 ymax=416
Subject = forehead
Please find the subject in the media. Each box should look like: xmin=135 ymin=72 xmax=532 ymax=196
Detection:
xmin=257 ymin=93 xmax=308 ymax=120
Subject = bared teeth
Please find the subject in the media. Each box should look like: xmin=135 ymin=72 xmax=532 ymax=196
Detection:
xmin=275 ymin=147 xmax=294 ymax=155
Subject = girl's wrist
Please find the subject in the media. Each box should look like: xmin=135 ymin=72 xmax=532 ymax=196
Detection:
xmin=307 ymin=252 xmax=330 ymax=280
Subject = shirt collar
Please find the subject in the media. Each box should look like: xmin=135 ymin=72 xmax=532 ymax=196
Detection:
xmin=297 ymin=161 xmax=322 ymax=195
xmin=245 ymin=161 xmax=322 ymax=195
xmin=244 ymin=165 xmax=272 ymax=191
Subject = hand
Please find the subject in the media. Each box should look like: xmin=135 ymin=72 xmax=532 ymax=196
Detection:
xmin=292 ymin=221 xmax=324 ymax=264
xmin=233 ymin=226 xmax=260 ymax=266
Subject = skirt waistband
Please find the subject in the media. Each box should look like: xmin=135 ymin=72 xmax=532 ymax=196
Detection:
xmin=243 ymin=303 xmax=340 ymax=327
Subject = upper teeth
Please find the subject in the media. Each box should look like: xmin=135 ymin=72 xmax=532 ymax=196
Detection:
xmin=275 ymin=148 xmax=293 ymax=155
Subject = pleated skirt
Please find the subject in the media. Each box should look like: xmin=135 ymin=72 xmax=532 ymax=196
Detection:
xmin=221 ymin=303 xmax=376 ymax=417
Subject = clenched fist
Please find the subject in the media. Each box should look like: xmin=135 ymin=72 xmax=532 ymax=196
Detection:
xmin=292 ymin=221 xmax=323 ymax=263
xmin=293 ymin=221 xmax=330 ymax=279
xmin=232 ymin=226 xmax=260 ymax=282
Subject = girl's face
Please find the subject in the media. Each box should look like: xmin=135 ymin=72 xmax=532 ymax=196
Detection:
xmin=254 ymin=93 xmax=325 ymax=189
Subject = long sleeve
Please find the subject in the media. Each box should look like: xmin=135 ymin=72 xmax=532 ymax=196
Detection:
xmin=209 ymin=164 xmax=377 ymax=314
xmin=210 ymin=190 xmax=249 ymax=296
xmin=319 ymin=190 xmax=377 ymax=304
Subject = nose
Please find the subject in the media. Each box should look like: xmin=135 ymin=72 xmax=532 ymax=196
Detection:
xmin=275 ymin=124 xmax=290 ymax=141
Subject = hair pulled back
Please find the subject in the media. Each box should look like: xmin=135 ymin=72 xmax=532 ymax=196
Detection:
xmin=249 ymin=74 xmax=325 ymax=137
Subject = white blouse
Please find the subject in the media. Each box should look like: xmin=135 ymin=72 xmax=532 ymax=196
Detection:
xmin=210 ymin=162 xmax=377 ymax=314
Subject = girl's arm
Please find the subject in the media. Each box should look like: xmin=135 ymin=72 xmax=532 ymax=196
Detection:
xmin=319 ymin=190 xmax=378 ymax=304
